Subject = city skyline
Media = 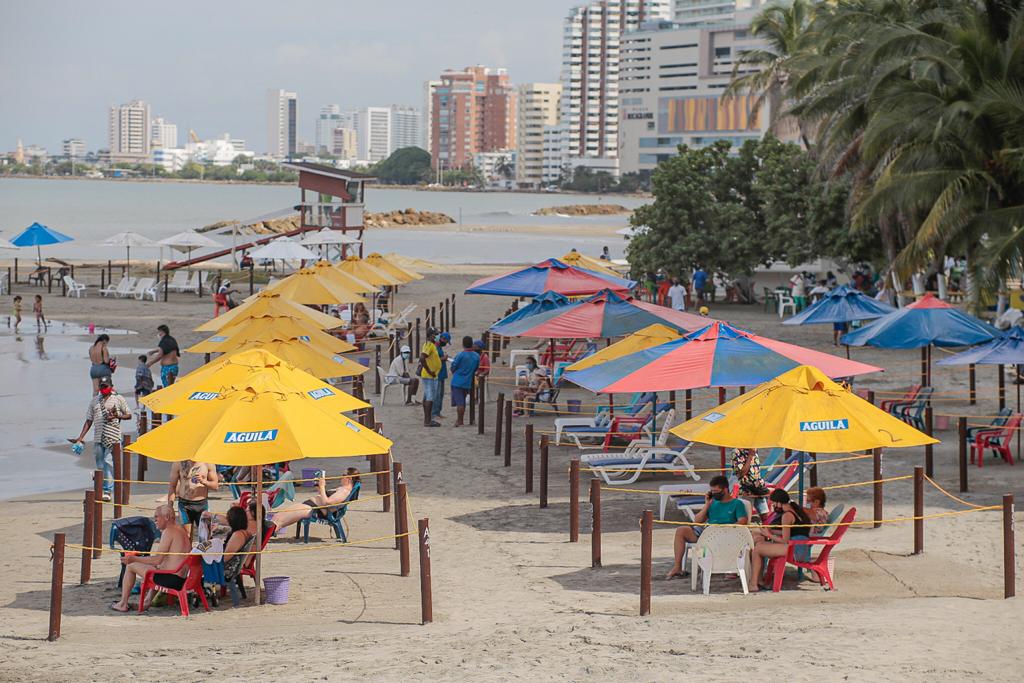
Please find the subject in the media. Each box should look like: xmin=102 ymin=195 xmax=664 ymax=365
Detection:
xmin=0 ymin=1 xmax=570 ymax=152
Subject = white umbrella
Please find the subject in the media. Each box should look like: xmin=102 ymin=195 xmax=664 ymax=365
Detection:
xmin=616 ymin=225 xmax=647 ymax=237
xmin=100 ymin=231 xmax=157 ymax=277
xmin=249 ymin=237 xmax=319 ymax=262
xmin=158 ymin=230 xmax=222 ymax=270
xmin=0 ymin=237 xmax=19 ymax=250
xmin=300 ymin=229 xmax=362 ymax=246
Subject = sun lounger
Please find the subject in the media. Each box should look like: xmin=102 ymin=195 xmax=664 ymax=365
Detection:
xmin=100 ymin=276 xmax=131 ymax=297
xmin=296 ymin=481 xmax=361 ymax=543
xmin=62 ymin=275 xmax=87 ymax=298
xmin=167 ymin=270 xmax=191 ymax=292
xmin=580 ymin=411 xmax=699 ymax=485
xmin=132 ymin=277 xmax=158 ymax=301
xmin=561 ymin=401 xmax=670 ymax=449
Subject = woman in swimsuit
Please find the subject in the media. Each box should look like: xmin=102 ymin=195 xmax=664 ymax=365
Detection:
xmin=749 ymin=489 xmax=814 ymax=592
xmin=88 ymin=334 xmax=113 ymax=393
xmin=269 ymin=468 xmax=360 ymax=532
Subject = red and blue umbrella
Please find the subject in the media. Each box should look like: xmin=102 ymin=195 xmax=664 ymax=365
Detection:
xmin=840 ymin=294 xmax=996 ymax=349
xmin=783 ymin=285 xmax=896 ymax=325
xmin=491 ymin=289 xmax=709 ymax=338
xmin=565 ymin=320 xmax=881 ymax=393
xmin=466 ymin=258 xmax=635 ymax=297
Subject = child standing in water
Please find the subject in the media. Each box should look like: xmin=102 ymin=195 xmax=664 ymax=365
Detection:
xmin=12 ymin=295 xmax=22 ymax=332
xmin=33 ymin=295 xmax=46 ymax=331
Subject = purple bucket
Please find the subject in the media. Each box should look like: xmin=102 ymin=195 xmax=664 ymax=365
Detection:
xmin=301 ymin=468 xmax=319 ymax=487
xmin=567 ymin=399 xmax=582 ymax=413
xmin=357 ymin=356 xmax=370 ymax=367
xmin=263 ymin=576 xmax=291 ymax=605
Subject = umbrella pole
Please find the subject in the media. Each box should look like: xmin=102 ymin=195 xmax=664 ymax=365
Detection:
xmin=920 ymin=347 xmax=928 ymax=387
xmin=998 ymin=364 xmax=1006 ymax=411
xmin=254 ymin=466 xmax=263 ymax=606
xmin=718 ymin=387 xmax=726 ymax=475
xmin=126 ymin=246 xmax=130 ymax=280
xmin=844 ymin=344 xmax=850 ymax=360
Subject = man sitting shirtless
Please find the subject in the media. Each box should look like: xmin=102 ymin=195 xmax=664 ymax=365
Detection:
xmin=110 ymin=504 xmax=190 ymax=612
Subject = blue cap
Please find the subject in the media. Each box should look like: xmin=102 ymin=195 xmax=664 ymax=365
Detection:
xmin=439 ymin=332 xmax=451 ymax=342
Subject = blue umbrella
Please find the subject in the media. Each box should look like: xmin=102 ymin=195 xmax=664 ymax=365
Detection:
xmin=783 ymin=285 xmax=896 ymax=325
xmin=936 ymin=326 xmax=1024 ymax=412
xmin=10 ymin=222 xmax=74 ymax=265
xmin=494 ymin=291 xmax=573 ymax=329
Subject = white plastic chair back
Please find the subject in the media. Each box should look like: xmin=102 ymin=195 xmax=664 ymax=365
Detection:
xmin=690 ymin=526 xmax=754 ymax=595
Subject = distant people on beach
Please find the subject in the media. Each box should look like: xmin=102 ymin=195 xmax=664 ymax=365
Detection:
xmin=692 ymin=267 xmax=708 ymax=304
xmin=134 ymin=354 xmax=154 ymax=406
xmin=33 ymin=295 xmax=46 ymax=331
xmin=449 ymin=335 xmax=480 ymax=427
xmin=12 ymin=295 xmax=22 ymax=333
xmin=110 ymin=504 xmax=190 ymax=612
xmin=215 ymin=279 xmax=240 ymax=313
xmin=432 ymin=331 xmax=451 ymax=422
xmin=749 ymin=489 xmax=815 ymax=592
xmin=512 ymin=356 xmax=552 ymax=416
xmin=147 ymin=324 xmax=180 ymax=386
xmin=473 ymin=339 xmax=490 ymax=380
xmin=239 ymin=250 xmax=254 ymax=271
xmin=599 ymin=246 xmax=610 ymax=261
xmin=89 ymin=334 xmax=114 ymax=393
xmin=71 ymin=378 xmax=131 ymax=502
xmin=419 ymin=327 xmax=442 ymax=427
xmin=385 ymin=344 xmax=419 ymax=405
xmin=667 ymin=279 xmax=687 ymax=312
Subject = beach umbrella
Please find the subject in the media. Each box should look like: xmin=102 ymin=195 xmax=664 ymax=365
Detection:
xmin=840 ymin=293 xmax=997 ymax=385
xmin=496 ymin=292 xmax=574 ymax=328
xmin=465 ymin=258 xmax=636 ymax=298
xmin=671 ymin=365 xmax=938 ymax=453
xmin=365 ymin=252 xmax=423 ymax=282
xmin=565 ymin=321 xmax=881 ymax=394
xmin=335 ymin=255 xmax=405 ymax=287
xmin=158 ymin=230 xmax=221 ymax=270
xmin=140 ymin=349 xmax=369 ymax=415
xmin=300 ymin=229 xmax=362 ymax=246
xmin=195 ymin=290 xmax=344 ymax=333
xmin=783 ymin=285 xmax=896 ymax=325
xmin=248 ymin=237 xmax=319 ymax=269
xmin=311 ymin=260 xmax=379 ymax=294
xmin=214 ymin=339 xmax=367 ymax=380
xmin=100 ymin=231 xmax=157 ymax=278
xmin=937 ymin=325 xmax=1024 ymax=413
xmin=0 ymin=236 xmax=19 ymax=250
xmin=10 ymin=222 xmax=73 ymax=264
xmin=491 ymin=289 xmax=709 ymax=338
xmin=565 ymin=323 xmax=683 ymax=372
xmin=560 ymin=251 xmax=622 ymax=278
xmin=263 ymin=267 xmax=368 ymax=305
xmin=185 ymin=315 xmax=357 ymax=356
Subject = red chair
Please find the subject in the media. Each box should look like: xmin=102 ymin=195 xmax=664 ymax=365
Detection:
xmin=138 ymin=555 xmax=209 ymax=616
xmin=767 ymin=507 xmax=857 ymax=592
xmin=879 ymin=385 xmax=920 ymax=414
xmin=239 ymin=523 xmax=276 ymax=585
xmin=970 ymin=415 xmax=1021 ymax=467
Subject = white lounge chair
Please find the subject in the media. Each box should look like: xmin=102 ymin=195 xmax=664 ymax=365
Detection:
xmin=62 ymin=275 xmax=87 ymax=298
xmin=167 ymin=270 xmax=191 ymax=292
xmin=132 ymin=277 xmax=158 ymax=301
xmin=554 ymin=393 xmax=658 ymax=445
xmin=579 ymin=411 xmax=698 ymax=485
xmin=563 ymin=403 xmax=671 ymax=450
xmin=689 ymin=526 xmax=754 ymax=595
xmin=183 ymin=271 xmax=200 ymax=293
xmin=100 ymin=276 xmax=130 ymax=297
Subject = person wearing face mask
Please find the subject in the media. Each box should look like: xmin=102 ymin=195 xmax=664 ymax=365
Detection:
xmin=432 ymin=331 xmax=451 ymax=421
xmin=512 ymin=356 xmax=551 ymax=416
xmin=70 ymin=378 xmax=132 ymax=502
xmin=418 ymin=328 xmax=442 ymax=427
xmin=385 ymin=345 xmax=420 ymax=404
xmin=664 ymin=475 xmax=748 ymax=580
xmin=748 ymin=489 xmax=814 ymax=592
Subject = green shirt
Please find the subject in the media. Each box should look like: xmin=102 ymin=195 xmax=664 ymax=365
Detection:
xmin=707 ymin=497 xmax=747 ymax=525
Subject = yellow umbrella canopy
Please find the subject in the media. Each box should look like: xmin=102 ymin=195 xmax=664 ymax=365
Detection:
xmin=566 ymin=323 xmax=683 ymax=372
xmin=335 ymin=254 xmax=405 ymax=287
xmin=671 ymin=365 xmax=939 ymax=453
xmin=214 ymin=339 xmax=366 ymax=379
xmin=561 ymin=251 xmax=623 ymax=278
xmin=195 ymin=290 xmax=344 ymax=333
xmin=264 ymin=267 xmax=368 ymax=305
xmin=140 ymin=352 xmax=370 ymax=415
xmin=365 ymin=252 xmax=423 ymax=282
xmin=311 ymin=260 xmax=380 ymax=294
xmin=128 ymin=381 xmax=392 ymax=466
xmin=185 ymin=315 xmax=356 ymax=355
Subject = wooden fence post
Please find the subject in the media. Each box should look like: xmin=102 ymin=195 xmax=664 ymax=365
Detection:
xmin=112 ymin=443 xmax=123 ymax=518
xmin=477 ymin=377 xmax=486 ymax=435
xmin=48 ymin=533 xmax=65 ymax=641
xmin=540 ymin=435 xmax=549 ymax=509
xmin=590 ymin=478 xmax=601 ymax=568
xmin=503 ymin=400 xmax=513 ymax=467
xmin=398 ymin=483 xmax=410 ymax=577
xmin=913 ymin=466 xmax=924 ymax=554
xmin=640 ymin=510 xmax=653 ymax=616
xmin=569 ymin=459 xmax=580 ymax=542
xmin=92 ymin=471 xmax=103 ymax=559
xmin=418 ymin=518 xmax=433 ymax=624
xmin=392 ymin=461 xmax=404 ymax=549
xmin=81 ymin=491 xmax=93 ymax=584
xmin=380 ymin=452 xmax=391 ymax=513
xmin=525 ymin=424 xmax=534 ymax=494
xmin=924 ymin=407 xmax=934 ymax=477
xmin=873 ymin=448 xmax=883 ymax=529
xmin=469 ymin=377 xmax=476 ymax=425
xmin=958 ymin=416 xmax=969 ymax=492
xmin=685 ymin=389 xmax=692 ymax=420
xmin=374 ymin=345 xmax=382 ymax=395
xmin=494 ymin=393 xmax=505 ymax=456
xmin=1003 ymin=493 xmax=1015 ymax=599
xmin=969 ymin=364 xmax=976 ymax=405
xmin=451 ymin=294 xmax=456 ymax=328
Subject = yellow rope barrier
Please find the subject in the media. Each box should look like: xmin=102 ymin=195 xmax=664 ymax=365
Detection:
xmin=651 ymin=505 xmax=1001 ymax=528
xmin=595 ymin=474 xmax=912 ymax=497
xmin=105 ymin=468 xmax=393 ymax=486
xmin=924 ymin=475 xmax=988 ymax=509
xmin=95 ymin=493 xmax=392 ymax=512
xmin=577 ymin=452 xmax=873 ymax=474
xmin=65 ymin=531 xmax=413 ymax=556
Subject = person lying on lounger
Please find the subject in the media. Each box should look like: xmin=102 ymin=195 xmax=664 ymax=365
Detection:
xmin=268 ymin=468 xmax=360 ymax=532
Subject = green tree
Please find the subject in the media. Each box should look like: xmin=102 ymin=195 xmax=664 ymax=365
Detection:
xmin=372 ymin=147 xmax=432 ymax=185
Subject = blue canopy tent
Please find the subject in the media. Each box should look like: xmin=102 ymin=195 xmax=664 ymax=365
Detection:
xmin=494 ymin=291 xmax=573 ymax=328
xmin=841 ymin=293 xmax=997 ymax=387
xmin=10 ymin=222 xmax=74 ymax=265
xmin=936 ymin=326 xmax=1024 ymax=411
xmin=784 ymin=285 xmax=896 ymax=356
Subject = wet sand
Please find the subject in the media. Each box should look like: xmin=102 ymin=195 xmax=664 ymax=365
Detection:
xmin=0 ymin=274 xmax=1021 ymax=681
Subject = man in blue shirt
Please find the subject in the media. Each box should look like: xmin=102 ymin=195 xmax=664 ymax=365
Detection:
xmin=432 ymin=332 xmax=451 ymax=421
xmin=449 ymin=335 xmax=481 ymax=427
xmin=692 ymin=267 xmax=708 ymax=304
xmin=665 ymin=475 xmax=748 ymax=579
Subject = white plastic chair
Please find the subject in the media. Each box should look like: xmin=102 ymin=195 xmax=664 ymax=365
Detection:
xmin=100 ymin=276 xmax=128 ymax=297
xmin=168 ymin=270 xmax=190 ymax=292
xmin=62 ymin=275 xmax=86 ymax=298
xmin=183 ymin=271 xmax=200 ymax=293
xmin=377 ymin=365 xmax=395 ymax=407
xmin=778 ymin=293 xmax=796 ymax=318
xmin=689 ymin=526 xmax=754 ymax=595
xmin=115 ymin=277 xmax=138 ymax=298
xmin=132 ymin=277 xmax=157 ymax=301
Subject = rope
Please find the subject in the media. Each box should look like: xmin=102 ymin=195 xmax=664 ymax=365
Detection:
xmin=577 ymin=452 xmax=873 ymax=475
xmin=94 ymin=493 xmax=392 ymax=512
xmin=64 ymin=531 xmax=413 ymax=557
xmin=104 ymin=468 xmax=393 ymax=486
xmin=651 ymin=505 xmax=1000 ymax=528
xmin=924 ymin=475 xmax=988 ymax=509
xmin=596 ymin=475 xmax=911 ymax=497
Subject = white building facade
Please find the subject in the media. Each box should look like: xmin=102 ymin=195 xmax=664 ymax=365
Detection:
xmin=421 ymin=80 xmax=440 ymax=153
xmin=315 ymin=105 xmax=345 ymax=154
xmin=266 ymin=89 xmax=297 ymax=158
xmin=108 ymin=99 xmax=151 ymax=162
xmin=516 ymin=83 xmax=562 ymax=189
xmin=353 ymin=107 xmax=391 ymax=163
xmin=390 ymin=106 xmax=422 ymax=153
xmin=62 ymin=138 xmax=85 ymax=160
xmin=331 ymin=127 xmax=358 ymax=160
xmin=474 ymin=150 xmax=517 ymax=189
xmin=151 ymin=117 xmax=178 ymax=149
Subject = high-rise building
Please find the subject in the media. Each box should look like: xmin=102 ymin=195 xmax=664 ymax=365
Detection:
xmin=617 ymin=5 xmax=774 ymax=174
xmin=331 ymin=127 xmax=358 ymax=160
xmin=390 ymin=106 xmax=422 ymax=153
xmin=431 ymin=66 xmax=516 ymax=171
xmin=421 ymin=80 xmax=441 ymax=153
xmin=556 ymin=1 xmax=670 ymax=177
xmin=266 ymin=89 xmax=298 ymax=158
xmin=108 ymin=99 xmax=151 ymax=162
xmin=151 ymin=117 xmax=178 ymax=149
xmin=672 ymin=0 xmax=737 ymax=25
xmin=315 ymin=105 xmax=344 ymax=154
xmin=62 ymin=138 xmax=86 ymax=160
xmin=515 ymin=83 xmax=562 ymax=189
xmin=353 ymin=107 xmax=391 ymax=163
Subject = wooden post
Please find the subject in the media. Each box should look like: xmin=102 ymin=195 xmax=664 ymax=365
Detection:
xmin=958 ymin=416 xmax=969 ymax=492
xmin=998 ymin=364 xmax=1006 ymax=410
xmin=1003 ymin=494 xmax=1015 ymax=599
xmin=469 ymin=376 xmax=476 ymax=425
xmin=685 ymin=389 xmax=692 ymax=420
xmin=718 ymin=387 xmax=727 ymax=474
xmin=866 ymin=390 xmax=874 ymax=406
xmin=503 ymin=400 xmax=513 ymax=467
xmin=48 ymin=533 xmax=65 ymax=641
xmin=913 ymin=466 xmax=924 ymax=554
xmin=121 ymin=441 xmax=132 ymax=506
xmin=112 ymin=443 xmax=123 ymax=518
xmin=249 ymin=266 xmax=254 ymax=295
xmin=414 ymin=317 xmax=421 ymax=354
xmin=451 ymin=294 xmax=457 ymax=328
xmin=494 ymin=392 xmax=505 ymax=456
xmin=668 ymin=390 xmax=676 ymax=413
xmin=81 ymin=491 xmax=93 ymax=584
xmin=253 ymin=466 xmax=263 ymax=605
xmin=540 ymin=435 xmax=549 ymax=509
xmin=873 ymin=448 xmax=883 ymax=529
xmin=398 ymin=483 xmax=410 ymax=577
xmin=374 ymin=345 xmax=382 ymax=395
xmin=92 ymin=470 xmax=103 ymax=559
xmin=969 ymin=364 xmax=976 ymax=405
xmin=430 ymin=305 xmax=436 ymax=331
xmin=444 ymin=297 xmax=450 ymax=333
xmin=809 ymin=451 xmax=818 ymax=488
xmin=640 ymin=510 xmax=653 ymax=616
xmin=418 ymin=518 xmax=432 ymax=624
xmin=380 ymin=453 xmax=391 ymax=513
xmin=920 ymin=347 xmax=928 ymax=387
xmin=392 ymin=461 xmax=403 ymax=550
xmin=920 ymin=404 xmax=933 ymax=476
xmin=525 ymin=424 xmax=534 ymax=494
xmin=569 ymin=459 xmax=580 ymax=542
xmin=162 ymin=274 xmax=169 ymax=302
xmin=590 ymin=478 xmax=601 ymax=567
xmin=477 ymin=377 xmax=486 ymax=435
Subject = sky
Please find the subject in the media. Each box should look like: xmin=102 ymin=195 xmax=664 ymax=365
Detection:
xmin=0 ymin=0 xmax=571 ymax=153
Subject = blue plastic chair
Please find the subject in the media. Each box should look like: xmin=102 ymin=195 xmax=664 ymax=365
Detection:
xmin=297 ymin=482 xmax=361 ymax=543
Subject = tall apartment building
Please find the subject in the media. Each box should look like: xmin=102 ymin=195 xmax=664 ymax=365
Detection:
xmin=555 ymin=0 xmax=670 ymax=178
xmin=352 ymin=107 xmax=391 ymax=163
xmin=515 ymin=83 xmax=562 ymax=189
xmin=672 ymin=0 xmax=739 ymax=25
xmin=62 ymin=138 xmax=85 ymax=160
xmin=315 ymin=105 xmax=344 ymax=154
xmin=331 ymin=127 xmax=358 ymax=160
xmin=108 ymin=99 xmax=151 ymax=162
xmin=390 ymin=105 xmax=422 ymax=152
xmin=431 ymin=66 xmax=516 ymax=171
xmin=266 ymin=89 xmax=297 ymax=158
xmin=421 ymin=80 xmax=441 ymax=153
xmin=151 ymin=117 xmax=178 ymax=149
xmin=617 ymin=5 xmax=773 ymax=174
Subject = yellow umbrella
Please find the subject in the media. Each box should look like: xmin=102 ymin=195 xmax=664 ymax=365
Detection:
xmin=141 ymin=351 xmax=370 ymax=415
xmin=195 ymin=290 xmax=344 ymax=333
xmin=365 ymin=252 xmax=423 ymax=282
xmin=185 ymin=315 xmax=356 ymax=355
xmin=561 ymin=251 xmax=623 ymax=278
xmin=335 ymin=255 xmax=405 ymax=287
xmin=264 ymin=267 xmax=368 ymax=305
xmin=566 ymin=323 xmax=683 ymax=372
xmin=311 ymin=260 xmax=379 ymax=294
xmin=670 ymin=365 xmax=939 ymax=453
xmin=212 ymin=339 xmax=366 ymax=379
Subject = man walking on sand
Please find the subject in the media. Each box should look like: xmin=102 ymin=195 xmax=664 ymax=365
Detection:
xmin=110 ymin=504 xmax=190 ymax=612
xmin=71 ymin=378 xmax=132 ymax=502
xmin=147 ymin=324 xmax=180 ymax=386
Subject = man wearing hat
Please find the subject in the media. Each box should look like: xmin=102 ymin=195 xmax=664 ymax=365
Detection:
xmin=70 ymin=378 xmax=132 ymax=501
xmin=385 ymin=344 xmax=420 ymax=405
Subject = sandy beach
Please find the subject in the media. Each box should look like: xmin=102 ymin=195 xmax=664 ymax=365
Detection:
xmin=0 ymin=272 xmax=1021 ymax=681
